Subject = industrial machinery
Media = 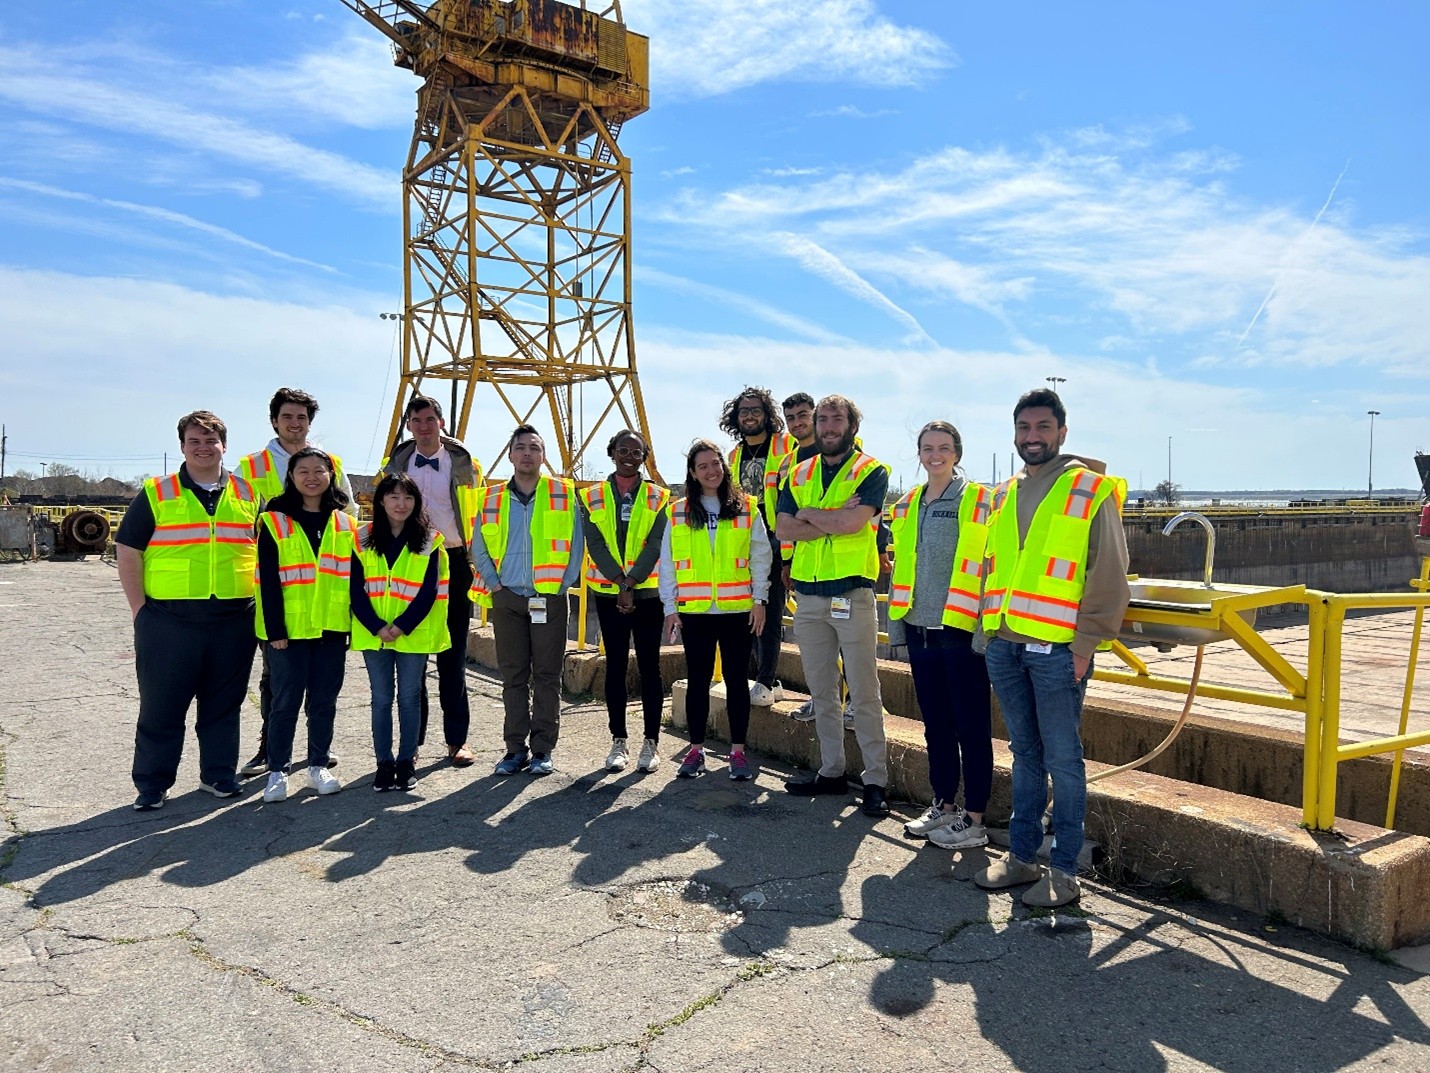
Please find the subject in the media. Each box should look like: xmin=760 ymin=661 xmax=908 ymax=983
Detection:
xmin=340 ymin=0 xmax=660 ymax=477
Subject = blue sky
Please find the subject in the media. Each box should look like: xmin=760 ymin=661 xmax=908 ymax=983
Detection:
xmin=2 ymin=0 xmax=1427 ymax=492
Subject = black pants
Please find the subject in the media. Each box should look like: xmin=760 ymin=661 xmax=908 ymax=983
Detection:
xmin=906 ymin=625 xmax=993 ymax=811
xmin=266 ymin=637 xmax=347 ymax=773
xmin=751 ymin=541 xmax=784 ymax=687
xmin=420 ymin=546 xmax=473 ymax=747
xmin=681 ymin=612 xmax=752 ymax=747
xmin=255 ymin=643 xmax=271 ymax=755
xmin=132 ymin=603 xmax=257 ymax=793
xmin=593 ymin=593 xmax=664 ymax=741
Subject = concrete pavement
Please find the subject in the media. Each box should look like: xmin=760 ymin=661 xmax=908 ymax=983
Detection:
xmin=2 ymin=559 xmax=1429 ymax=1072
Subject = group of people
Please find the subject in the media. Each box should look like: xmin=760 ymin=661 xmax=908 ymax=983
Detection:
xmin=118 ymin=382 xmax=1128 ymax=909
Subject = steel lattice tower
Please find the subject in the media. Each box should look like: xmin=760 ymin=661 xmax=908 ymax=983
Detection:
xmin=341 ymin=0 xmax=659 ymax=477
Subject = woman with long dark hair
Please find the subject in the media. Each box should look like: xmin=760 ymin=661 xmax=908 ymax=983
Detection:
xmin=351 ymin=472 xmax=450 ymax=792
xmin=579 ymin=429 xmax=669 ymax=774
xmin=658 ymin=439 xmax=771 ymax=780
xmin=886 ymin=420 xmax=994 ymax=849
xmin=254 ymin=447 xmax=358 ymax=803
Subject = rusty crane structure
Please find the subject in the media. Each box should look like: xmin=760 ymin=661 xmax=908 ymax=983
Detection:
xmin=340 ymin=0 xmax=659 ymax=477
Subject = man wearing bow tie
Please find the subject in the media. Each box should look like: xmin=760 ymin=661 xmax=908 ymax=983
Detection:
xmin=378 ymin=395 xmax=486 ymax=767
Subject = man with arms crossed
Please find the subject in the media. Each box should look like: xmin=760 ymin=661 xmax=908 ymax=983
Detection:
xmin=775 ymin=395 xmax=892 ymax=817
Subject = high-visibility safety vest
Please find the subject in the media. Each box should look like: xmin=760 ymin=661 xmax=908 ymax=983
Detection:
xmin=253 ymin=510 xmax=359 ymax=640
xmin=237 ymin=447 xmax=347 ymax=506
xmin=729 ymin=432 xmax=795 ymax=524
xmin=580 ymin=479 xmax=669 ymax=595
xmin=979 ymin=467 xmax=1120 ymax=643
xmin=141 ymin=473 xmax=260 ymax=600
xmin=376 ymin=441 xmax=485 ymax=544
xmin=886 ymin=481 xmax=992 ymax=632
xmin=668 ymin=496 xmax=755 ymax=613
xmin=350 ymin=531 xmax=452 ymax=654
xmin=786 ymin=450 xmax=887 ymax=584
xmin=470 ymin=476 xmax=578 ymax=607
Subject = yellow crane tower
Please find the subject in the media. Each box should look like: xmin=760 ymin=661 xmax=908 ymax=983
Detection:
xmin=340 ymin=0 xmax=660 ymax=478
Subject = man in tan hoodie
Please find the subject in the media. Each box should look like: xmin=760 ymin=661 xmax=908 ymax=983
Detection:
xmin=973 ymin=388 xmax=1129 ymax=907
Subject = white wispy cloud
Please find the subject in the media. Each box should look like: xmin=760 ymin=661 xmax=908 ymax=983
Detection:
xmin=0 ymin=43 xmax=395 ymax=210
xmin=809 ymin=105 xmax=897 ymax=119
xmin=636 ymin=265 xmax=851 ymax=344
xmin=623 ymin=0 xmax=953 ymax=96
xmin=655 ymin=129 xmax=1430 ymax=373
xmin=0 ymin=178 xmax=336 ymax=271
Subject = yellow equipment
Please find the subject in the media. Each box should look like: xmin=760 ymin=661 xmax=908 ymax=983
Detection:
xmin=340 ymin=0 xmax=661 ymax=479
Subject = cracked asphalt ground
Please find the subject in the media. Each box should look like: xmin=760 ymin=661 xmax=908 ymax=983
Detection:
xmin=3 ymin=560 xmax=1430 ymax=1073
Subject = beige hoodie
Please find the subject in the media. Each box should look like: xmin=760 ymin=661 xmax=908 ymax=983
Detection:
xmin=993 ymin=453 xmax=1131 ymax=659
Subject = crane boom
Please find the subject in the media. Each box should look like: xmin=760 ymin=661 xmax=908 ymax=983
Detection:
xmin=334 ymin=0 xmax=439 ymax=48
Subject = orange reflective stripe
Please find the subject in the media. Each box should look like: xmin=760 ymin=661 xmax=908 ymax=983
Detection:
xmin=434 ymin=577 xmax=449 ymax=601
xmin=318 ymin=554 xmax=350 ymax=577
xmin=1006 ymin=590 xmax=1079 ymax=630
xmin=732 ymin=507 xmax=751 ymax=529
xmin=548 ymin=481 xmax=570 ymax=511
xmin=958 ymin=557 xmax=983 ymax=579
xmin=1062 ymin=471 xmax=1103 ymax=521
xmin=645 ymin=485 xmax=666 ymax=510
xmin=532 ymin=565 xmax=565 ymax=584
xmin=153 ymin=474 xmax=182 ymax=502
xmin=227 ymin=475 xmax=255 ymax=502
xmin=847 ymin=454 xmax=874 ymax=481
xmin=150 ymin=523 xmax=212 ymax=546
xmin=252 ymin=451 xmax=273 ymax=478
xmin=213 ymin=522 xmax=255 ymax=545
xmin=1045 ymin=557 xmax=1077 ymax=581
xmin=586 ymin=485 xmax=606 ymax=512
xmin=278 ymin=564 xmax=316 ymax=586
xmin=672 ymin=501 xmax=688 ymax=524
xmin=365 ymin=579 xmax=388 ymax=597
xmin=792 ymin=457 xmax=818 ymax=486
xmin=943 ymin=590 xmax=980 ymax=621
xmin=673 ymin=559 xmax=692 ymax=571
xmin=970 ymin=486 xmax=991 ymax=525
xmin=733 ymin=557 xmax=749 ymax=570
xmin=551 ymin=540 xmax=572 ymax=552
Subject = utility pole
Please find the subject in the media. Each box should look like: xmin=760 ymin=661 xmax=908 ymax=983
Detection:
xmin=1 ymin=424 xmax=6 ymax=482
xmin=1167 ymin=436 xmax=1173 ymax=486
xmin=1367 ymin=410 xmax=1381 ymax=496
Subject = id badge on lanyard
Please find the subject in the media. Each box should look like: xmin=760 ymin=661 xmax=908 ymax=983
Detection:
xmin=830 ymin=596 xmax=852 ymax=620
xmin=529 ymin=596 xmax=548 ymax=624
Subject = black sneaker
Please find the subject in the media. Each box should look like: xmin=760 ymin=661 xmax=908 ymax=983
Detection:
xmin=133 ymin=789 xmax=167 ymax=811
xmin=374 ymin=762 xmax=397 ymax=792
xmin=784 ymin=773 xmax=848 ymax=796
xmin=239 ymin=752 xmax=268 ymax=779
xmin=198 ymin=777 xmax=242 ymax=799
xmin=394 ymin=759 xmax=417 ymax=791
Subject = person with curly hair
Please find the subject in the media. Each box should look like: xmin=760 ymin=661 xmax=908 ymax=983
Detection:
xmin=720 ymin=386 xmax=794 ymax=707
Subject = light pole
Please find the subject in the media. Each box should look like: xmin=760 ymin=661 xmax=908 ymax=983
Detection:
xmin=1046 ymin=376 xmax=1066 ymax=393
xmin=1167 ymin=436 xmax=1172 ymax=486
xmin=1367 ymin=410 xmax=1381 ymax=496
xmin=40 ymin=462 xmax=49 ymax=478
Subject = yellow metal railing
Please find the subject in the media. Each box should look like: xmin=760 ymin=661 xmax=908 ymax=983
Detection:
xmin=1099 ymin=567 xmax=1430 ymax=831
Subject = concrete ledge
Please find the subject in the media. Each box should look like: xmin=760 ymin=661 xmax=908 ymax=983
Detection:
xmin=669 ymin=680 xmax=1430 ymax=951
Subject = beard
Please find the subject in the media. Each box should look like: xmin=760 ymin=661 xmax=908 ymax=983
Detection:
xmin=1016 ymin=441 xmax=1056 ymax=465
xmin=820 ymin=428 xmax=856 ymax=458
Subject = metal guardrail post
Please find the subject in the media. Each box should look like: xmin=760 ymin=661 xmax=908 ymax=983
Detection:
xmin=1316 ymin=598 xmax=1348 ymax=830
xmin=1386 ymin=555 xmax=1430 ymax=827
xmin=1301 ymin=596 xmax=1328 ymax=828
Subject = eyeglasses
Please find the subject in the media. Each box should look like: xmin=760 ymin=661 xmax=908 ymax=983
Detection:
xmin=736 ymin=406 xmax=765 ymax=417
xmin=613 ymin=446 xmax=646 ymax=458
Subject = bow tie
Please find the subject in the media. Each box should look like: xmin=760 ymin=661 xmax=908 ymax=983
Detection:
xmin=414 ymin=454 xmax=440 ymax=470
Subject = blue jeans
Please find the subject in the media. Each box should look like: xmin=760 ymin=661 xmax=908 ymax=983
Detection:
xmin=985 ymin=638 xmax=1091 ymax=873
xmin=364 ymin=649 xmax=427 ymax=765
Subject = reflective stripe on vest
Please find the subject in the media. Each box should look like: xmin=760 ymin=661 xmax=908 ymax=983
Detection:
xmin=788 ymin=450 xmax=884 ymax=584
xmin=580 ymin=479 xmax=669 ymax=595
xmin=350 ymin=530 xmax=453 ymax=653
xmin=471 ymin=476 xmax=578 ymax=607
xmin=979 ymin=468 xmax=1119 ymax=643
xmin=239 ymin=448 xmax=348 ymax=507
xmin=669 ymin=496 xmax=755 ymax=613
xmin=141 ymin=474 xmax=259 ymax=601
xmin=254 ymin=510 xmax=357 ymax=640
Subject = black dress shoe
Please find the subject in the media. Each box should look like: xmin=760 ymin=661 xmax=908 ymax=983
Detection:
xmin=785 ymin=773 xmax=848 ymax=796
xmin=861 ymin=785 xmax=891 ymax=817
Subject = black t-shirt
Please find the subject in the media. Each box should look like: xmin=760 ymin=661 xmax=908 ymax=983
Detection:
xmin=736 ymin=437 xmax=771 ymax=503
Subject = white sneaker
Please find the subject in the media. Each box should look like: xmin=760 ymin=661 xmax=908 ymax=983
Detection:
xmin=749 ymin=681 xmax=784 ymax=706
xmin=308 ymin=766 xmax=342 ymax=795
xmin=636 ymin=738 xmax=660 ymax=773
xmin=262 ymin=771 xmax=288 ymax=803
xmin=606 ymin=737 xmax=629 ymax=772
xmin=904 ymin=802 xmax=959 ymax=838
xmin=791 ymin=700 xmax=816 ymax=722
xmin=842 ymin=700 xmax=856 ymax=729
xmin=927 ymin=812 xmax=989 ymax=850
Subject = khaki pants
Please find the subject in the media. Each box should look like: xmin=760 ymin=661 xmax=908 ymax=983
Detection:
xmin=793 ymin=588 xmax=888 ymax=787
xmin=490 ymin=587 xmax=568 ymax=755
